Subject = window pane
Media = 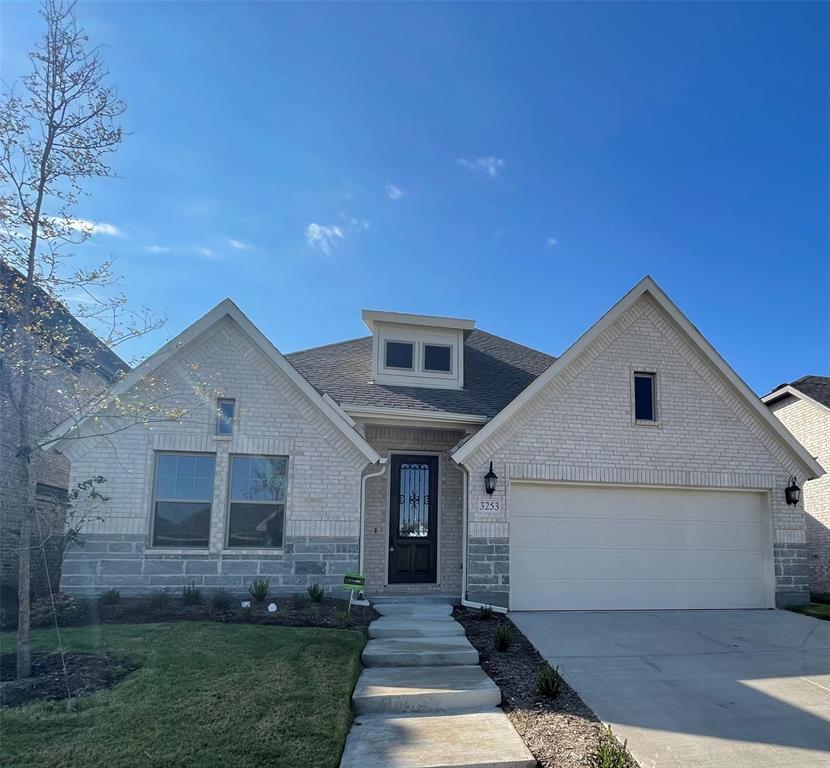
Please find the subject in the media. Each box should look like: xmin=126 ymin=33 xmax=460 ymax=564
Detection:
xmin=156 ymin=475 xmax=176 ymax=498
xmin=424 ymin=344 xmax=451 ymax=372
xmin=227 ymin=503 xmax=284 ymax=548
xmin=216 ymin=398 xmax=235 ymax=435
xmin=634 ymin=374 xmax=655 ymax=420
xmin=230 ymin=456 xmax=286 ymax=502
xmin=155 ymin=454 xmax=215 ymax=500
xmin=156 ymin=454 xmax=178 ymax=478
xmin=153 ymin=502 xmax=211 ymax=547
xmin=385 ymin=341 xmax=413 ymax=369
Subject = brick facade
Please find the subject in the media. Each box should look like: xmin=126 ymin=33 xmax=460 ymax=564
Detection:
xmin=462 ymin=294 xmax=813 ymax=608
xmin=768 ymin=395 xmax=830 ymax=598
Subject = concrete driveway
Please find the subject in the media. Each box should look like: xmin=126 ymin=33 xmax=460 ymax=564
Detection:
xmin=511 ymin=610 xmax=830 ymax=768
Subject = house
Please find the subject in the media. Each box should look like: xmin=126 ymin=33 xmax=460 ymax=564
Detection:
xmin=763 ymin=376 xmax=830 ymax=600
xmin=0 ymin=262 xmax=129 ymax=599
xmin=46 ymin=276 xmax=823 ymax=609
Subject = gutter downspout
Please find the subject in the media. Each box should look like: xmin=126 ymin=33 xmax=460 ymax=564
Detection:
xmin=359 ymin=459 xmax=388 ymax=575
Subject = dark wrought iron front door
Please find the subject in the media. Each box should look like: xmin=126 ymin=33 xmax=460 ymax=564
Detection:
xmin=388 ymin=455 xmax=439 ymax=583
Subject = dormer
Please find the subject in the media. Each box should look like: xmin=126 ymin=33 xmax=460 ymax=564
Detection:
xmin=362 ymin=310 xmax=475 ymax=390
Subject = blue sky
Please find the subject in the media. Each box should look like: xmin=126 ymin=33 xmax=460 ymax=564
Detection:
xmin=3 ymin=1 xmax=827 ymax=394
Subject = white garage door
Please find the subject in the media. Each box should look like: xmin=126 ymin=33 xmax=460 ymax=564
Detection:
xmin=510 ymin=483 xmax=772 ymax=610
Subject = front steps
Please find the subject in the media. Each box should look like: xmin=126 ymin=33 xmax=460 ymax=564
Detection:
xmin=340 ymin=602 xmax=535 ymax=768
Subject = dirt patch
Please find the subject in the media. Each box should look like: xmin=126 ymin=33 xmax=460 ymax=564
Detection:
xmin=455 ymin=607 xmax=638 ymax=768
xmin=0 ymin=652 xmax=138 ymax=709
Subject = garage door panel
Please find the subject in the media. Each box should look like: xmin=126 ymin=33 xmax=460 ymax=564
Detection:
xmin=510 ymin=483 xmax=770 ymax=610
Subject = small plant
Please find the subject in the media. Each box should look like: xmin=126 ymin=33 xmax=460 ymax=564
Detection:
xmin=98 ymin=588 xmax=121 ymax=605
xmin=248 ymin=577 xmax=270 ymax=603
xmin=210 ymin=588 xmax=233 ymax=613
xmin=335 ymin=603 xmax=349 ymax=622
xmin=307 ymin=582 xmax=324 ymax=602
xmin=30 ymin=593 xmax=82 ymax=628
xmin=480 ymin=604 xmax=494 ymax=620
xmin=537 ymin=662 xmax=563 ymax=698
xmin=182 ymin=580 xmax=202 ymax=606
xmin=588 ymin=726 xmax=635 ymax=768
xmin=292 ymin=591 xmax=307 ymax=610
xmin=494 ymin=621 xmax=511 ymax=652
xmin=149 ymin=589 xmax=171 ymax=612
xmin=240 ymin=604 xmax=253 ymax=622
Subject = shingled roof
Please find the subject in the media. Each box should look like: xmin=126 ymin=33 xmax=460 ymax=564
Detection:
xmin=286 ymin=330 xmax=556 ymax=418
xmin=766 ymin=375 xmax=830 ymax=410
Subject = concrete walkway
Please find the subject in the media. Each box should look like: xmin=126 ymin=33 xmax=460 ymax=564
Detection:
xmin=340 ymin=602 xmax=535 ymax=768
xmin=513 ymin=609 xmax=830 ymax=768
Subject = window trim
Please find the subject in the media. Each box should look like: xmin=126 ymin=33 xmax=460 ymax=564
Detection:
xmin=225 ymin=454 xmax=288 ymax=550
xmin=423 ymin=343 xmax=453 ymax=373
xmin=383 ymin=339 xmax=415 ymax=371
xmin=632 ymin=370 xmax=659 ymax=425
xmin=215 ymin=397 xmax=236 ymax=436
xmin=149 ymin=451 xmax=216 ymax=549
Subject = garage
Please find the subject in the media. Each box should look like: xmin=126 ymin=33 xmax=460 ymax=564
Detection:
xmin=510 ymin=482 xmax=773 ymax=610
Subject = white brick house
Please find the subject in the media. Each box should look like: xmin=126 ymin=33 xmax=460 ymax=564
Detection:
xmin=47 ymin=277 xmax=823 ymax=609
xmin=764 ymin=377 xmax=830 ymax=600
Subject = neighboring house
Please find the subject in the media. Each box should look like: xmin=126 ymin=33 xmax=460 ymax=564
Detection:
xmin=0 ymin=263 xmax=129 ymax=599
xmin=46 ymin=277 xmax=823 ymax=609
xmin=763 ymin=376 xmax=830 ymax=600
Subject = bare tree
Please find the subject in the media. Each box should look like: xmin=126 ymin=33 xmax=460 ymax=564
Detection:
xmin=0 ymin=0 xmax=168 ymax=679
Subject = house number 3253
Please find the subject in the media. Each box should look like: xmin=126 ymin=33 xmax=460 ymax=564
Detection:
xmin=479 ymin=500 xmax=500 ymax=511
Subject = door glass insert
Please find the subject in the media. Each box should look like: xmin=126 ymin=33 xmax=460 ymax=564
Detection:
xmin=398 ymin=462 xmax=431 ymax=537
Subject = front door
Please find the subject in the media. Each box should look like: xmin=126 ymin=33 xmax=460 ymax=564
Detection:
xmin=388 ymin=455 xmax=439 ymax=583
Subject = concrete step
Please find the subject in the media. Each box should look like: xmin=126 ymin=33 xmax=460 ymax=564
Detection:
xmin=340 ymin=710 xmax=536 ymax=768
xmin=353 ymin=665 xmax=501 ymax=714
xmin=370 ymin=593 xmax=458 ymax=604
xmin=369 ymin=617 xmax=465 ymax=639
xmin=362 ymin=636 xmax=478 ymax=667
xmin=373 ymin=602 xmax=454 ymax=618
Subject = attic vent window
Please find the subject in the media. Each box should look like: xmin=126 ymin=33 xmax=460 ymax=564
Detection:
xmin=633 ymin=372 xmax=656 ymax=421
xmin=424 ymin=344 xmax=451 ymax=372
xmin=385 ymin=341 xmax=413 ymax=370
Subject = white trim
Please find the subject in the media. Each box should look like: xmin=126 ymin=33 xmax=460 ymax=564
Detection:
xmin=451 ymin=276 xmax=824 ymax=480
xmin=362 ymin=309 xmax=475 ymax=333
xmin=763 ymin=385 xmax=830 ymax=418
xmin=43 ymin=298 xmax=381 ymax=466
xmin=343 ymin=404 xmax=489 ymax=428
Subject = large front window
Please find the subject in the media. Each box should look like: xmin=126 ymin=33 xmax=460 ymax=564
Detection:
xmin=227 ymin=456 xmax=287 ymax=548
xmin=152 ymin=453 xmax=215 ymax=547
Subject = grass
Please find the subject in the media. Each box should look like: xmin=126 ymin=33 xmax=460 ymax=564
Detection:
xmin=1 ymin=622 xmax=365 ymax=768
xmin=794 ymin=602 xmax=830 ymax=621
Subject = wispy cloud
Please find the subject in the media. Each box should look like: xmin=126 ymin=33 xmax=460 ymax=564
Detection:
xmin=145 ymin=244 xmax=171 ymax=254
xmin=196 ymin=247 xmax=215 ymax=259
xmin=385 ymin=183 xmax=405 ymax=200
xmin=546 ymin=237 xmax=558 ymax=249
xmin=49 ymin=216 xmax=123 ymax=236
xmin=457 ymin=156 xmax=505 ymax=178
xmin=227 ymin=238 xmax=252 ymax=251
xmin=339 ymin=213 xmax=370 ymax=233
xmin=305 ymin=223 xmax=344 ymax=256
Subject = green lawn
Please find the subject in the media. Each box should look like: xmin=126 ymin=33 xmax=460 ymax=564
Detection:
xmin=1 ymin=622 xmax=365 ymax=768
xmin=798 ymin=602 xmax=830 ymax=621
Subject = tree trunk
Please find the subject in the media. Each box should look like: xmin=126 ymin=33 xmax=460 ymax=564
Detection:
xmin=16 ymin=467 xmax=33 ymax=679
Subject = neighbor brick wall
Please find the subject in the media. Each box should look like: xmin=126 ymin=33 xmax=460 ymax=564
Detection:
xmin=59 ymin=316 xmax=368 ymax=596
xmin=463 ymin=294 xmax=812 ymax=607
xmin=768 ymin=395 xmax=830 ymax=598
xmin=362 ymin=426 xmax=464 ymax=595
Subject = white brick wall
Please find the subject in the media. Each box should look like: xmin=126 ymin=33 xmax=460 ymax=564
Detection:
xmin=464 ymin=294 xmax=811 ymax=606
xmin=768 ymin=395 xmax=830 ymax=596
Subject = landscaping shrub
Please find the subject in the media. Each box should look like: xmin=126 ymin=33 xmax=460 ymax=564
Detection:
xmin=537 ymin=662 xmax=564 ymax=698
xmin=307 ymin=582 xmax=324 ymax=602
xmin=248 ymin=577 xmax=270 ymax=603
xmin=182 ymin=580 xmax=203 ymax=606
xmin=30 ymin=592 xmax=82 ymax=628
xmin=494 ymin=622 xmax=511 ymax=652
xmin=479 ymin=604 xmax=494 ymax=620
xmin=98 ymin=588 xmax=121 ymax=605
xmin=335 ymin=603 xmax=349 ymax=622
xmin=149 ymin=589 xmax=171 ymax=612
xmin=588 ymin=726 xmax=635 ymax=768
xmin=210 ymin=588 xmax=233 ymax=612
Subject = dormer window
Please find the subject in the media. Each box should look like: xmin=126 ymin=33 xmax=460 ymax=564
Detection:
xmin=363 ymin=310 xmax=474 ymax=390
xmin=385 ymin=341 xmax=414 ymax=370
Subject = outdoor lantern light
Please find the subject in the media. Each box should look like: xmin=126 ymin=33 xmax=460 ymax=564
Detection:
xmin=484 ymin=461 xmax=498 ymax=496
xmin=785 ymin=475 xmax=801 ymax=506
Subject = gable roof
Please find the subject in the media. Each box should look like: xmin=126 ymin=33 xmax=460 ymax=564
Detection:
xmin=44 ymin=299 xmax=381 ymax=465
xmin=286 ymin=330 xmax=556 ymax=419
xmin=762 ymin=375 xmax=830 ymax=415
xmin=452 ymin=276 xmax=825 ymax=480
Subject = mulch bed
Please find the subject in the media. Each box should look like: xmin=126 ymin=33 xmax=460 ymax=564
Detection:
xmin=455 ymin=607 xmax=638 ymax=768
xmin=0 ymin=652 xmax=138 ymax=709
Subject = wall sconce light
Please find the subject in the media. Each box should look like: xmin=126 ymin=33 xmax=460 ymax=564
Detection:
xmin=484 ymin=461 xmax=498 ymax=496
xmin=785 ymin=475 xmax=801 ymax=506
